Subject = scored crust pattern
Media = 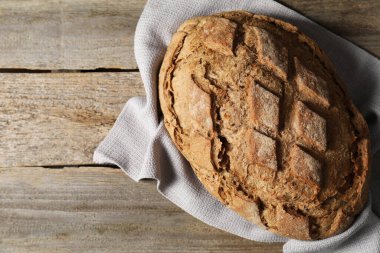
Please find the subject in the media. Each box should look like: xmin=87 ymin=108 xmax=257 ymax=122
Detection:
xmin=159 ymin=11 xmax=370 ymax=240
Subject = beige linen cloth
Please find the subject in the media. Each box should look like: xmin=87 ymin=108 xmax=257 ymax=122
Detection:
xmin=94 ymin=0 xmax=380 ymax=252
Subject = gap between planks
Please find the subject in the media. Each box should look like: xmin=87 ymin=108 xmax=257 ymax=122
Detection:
xmin=0 ymin=68 xmax=139 ymax=73
xmin=39 ymin=164 xmax=119 ymax=169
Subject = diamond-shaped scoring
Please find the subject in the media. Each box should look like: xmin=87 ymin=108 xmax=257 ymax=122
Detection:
xmin=294 ymin=57 xmax=329 ymax=107
xmin=253 ymin=27 xmax=288 ymax=80
xmin=292 ymin=101 xmax=327 ymax=151
xmin=289 ymin=145 xmax=322 ymax=186
xmin=276 ymin=205 xmax=311 ymax=239
xmin=250 ymin=130 xmax=277 ymax=171
xmin=250 ymin=67 xmax=283 ymax=96
xmin=248 ymin=81 xmax=280 ymax=135
xmin=200 ymin=17 xmax=236 ymax=56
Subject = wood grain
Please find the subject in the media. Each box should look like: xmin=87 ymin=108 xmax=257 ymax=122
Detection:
xmin=279 ymin=0 xmax=380 ymax=57
xmin=0 ymin=0 xmax=378 ymax=72
xmin=0 ymin=166 xmax=284 ymax=253
xmin=0 ymin=0 xmax=145 ymax=70
xmin=0 ymin=72 xmax=145 ymax=167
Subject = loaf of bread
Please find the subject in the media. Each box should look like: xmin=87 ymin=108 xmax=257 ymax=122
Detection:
xmin=158 ymin=11 xmax=370 ymax=240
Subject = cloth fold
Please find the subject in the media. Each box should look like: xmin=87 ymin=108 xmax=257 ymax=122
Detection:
xmin=94 ymin=0 xmax=380 ymax=252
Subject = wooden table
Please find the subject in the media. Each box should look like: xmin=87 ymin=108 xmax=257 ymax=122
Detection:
xmin=0 ymin=1 xmax=378 ymax=252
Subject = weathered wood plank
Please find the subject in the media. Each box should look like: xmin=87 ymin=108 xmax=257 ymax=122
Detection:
xmin=0 ymin=166 xmax=283 ymax=253
xmin=0 ymin=0 xmax=378 ymax=71
xmin=0 ymin=0 xmax=145 ymax=70
xmin=279 ymin=0 xmax=380 ymax=57
xmin=0 ymin=72 xmax=145 ymax=167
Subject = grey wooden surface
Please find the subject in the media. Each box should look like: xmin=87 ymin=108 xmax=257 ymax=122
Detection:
xmin=0 ymin=0 xmax=379 ymax=252
xmin=0 ymin=0 xmax=143 ymax=69
xmin=0 ymin=167 xmax=283 ymax=253
xmin=0 ymin=72 xmax=144 ymax=167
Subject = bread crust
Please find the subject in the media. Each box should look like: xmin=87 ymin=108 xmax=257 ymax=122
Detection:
xmin=158 ymin=11 xmax=371 ymax=240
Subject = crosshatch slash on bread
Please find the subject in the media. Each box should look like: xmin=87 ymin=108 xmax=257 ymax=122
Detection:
xmin=159 ymin=10 xmax=370 ymax=240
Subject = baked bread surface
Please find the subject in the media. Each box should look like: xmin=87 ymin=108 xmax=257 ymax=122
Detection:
xmin=158 ymin=11 xmax=370 ymax=240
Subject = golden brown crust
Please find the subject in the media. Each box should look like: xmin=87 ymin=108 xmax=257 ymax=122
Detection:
xmin=158 ymin=11 xmax=370 ymax=240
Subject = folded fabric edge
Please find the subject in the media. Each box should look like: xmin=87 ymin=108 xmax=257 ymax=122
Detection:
xmin=93 ymin=150 xmax=140 ymax=182
xmin=93 ymin=121 xmax=288 ymax=243
xmin=283 ymin=197 xmax=380 ymax=253
xmin=93 ymin=132 xmax=378 ymax=250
